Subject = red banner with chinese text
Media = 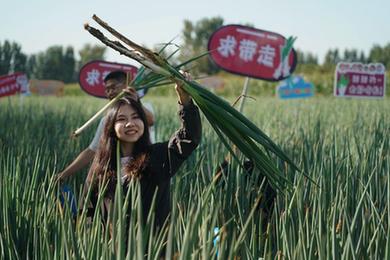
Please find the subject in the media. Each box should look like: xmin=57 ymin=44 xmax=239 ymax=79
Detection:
xmin=208 ymin=25 xmax=297 ymax=81
xmin=0 ymin=72 xmax=28 ymax=98
xmin=79 ymin=60 xmax=138 ymax=98
xmin=334 ymin=62 xmax=386 ymax=98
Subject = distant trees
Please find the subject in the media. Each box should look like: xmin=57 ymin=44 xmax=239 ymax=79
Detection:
xmin=179 ymin=16 xmax=224 ymax=75
xmin=323 ymin=49 xmax=341 ymax=66
xmin=296 ymin=50 xmax=318 ymax=65
xmin=30 ymin=46 xmax=76 ymax=82
xmin=2 ymin=17 xmax=390 ymax=83
xmin=368 ymin=43 xmax=390 ymax=68
xmin=321 ymin=45 xmax=390 ymax=68
xmin=343 ymin=49 xmax=359 ymax=62
xmin=78 ymin=43 xmax=106 ymax=68
xmin=0 ymin=40 xmax=27 ymax=75
xmin=0 ymin=40 xmax=105 ymax=83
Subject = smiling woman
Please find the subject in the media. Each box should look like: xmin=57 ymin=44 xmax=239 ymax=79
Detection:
xmin=114 ymin=103 xmax=146 ymax=149
xmin=84 ymin=73 xmax=202 ymax=228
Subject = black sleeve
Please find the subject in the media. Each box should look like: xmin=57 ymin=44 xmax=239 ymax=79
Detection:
xmin=149 ymin=101 xmax=201 ymax=182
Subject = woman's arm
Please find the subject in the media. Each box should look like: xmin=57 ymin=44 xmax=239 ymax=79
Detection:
xmin=165 ymin=73 xmax=202 ymax=176
xmin=147 ymin=72 xmax=201 ymax=181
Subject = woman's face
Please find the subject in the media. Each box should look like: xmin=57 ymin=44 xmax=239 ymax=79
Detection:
xmin=114 ymin=104 xmax=145 ymax=143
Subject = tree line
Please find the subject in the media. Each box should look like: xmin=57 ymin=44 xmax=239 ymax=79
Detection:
xmin=0 ymin=41 xmax=106 ymax=83
xmin=1 ymin=16 xmax=390 ymax=83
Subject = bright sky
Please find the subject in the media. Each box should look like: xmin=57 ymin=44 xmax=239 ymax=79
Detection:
xmin=2 ymin=0 xmax=389 ymax=64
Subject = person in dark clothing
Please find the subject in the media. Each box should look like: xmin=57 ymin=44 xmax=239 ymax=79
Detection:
xmin=84 ymin=73 xmax=201 ymax=228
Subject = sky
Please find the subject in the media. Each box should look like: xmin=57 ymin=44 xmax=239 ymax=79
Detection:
xmin=2 ymin=0 xmax=389 ymax=64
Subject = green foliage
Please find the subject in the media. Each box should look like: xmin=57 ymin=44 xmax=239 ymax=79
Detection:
xmin=323 ymin=48 xmax=342 ymax=67
xmin=179 ymin=17 xmax=224 ymax=75
xmin=296 ymin=49 xmax=319 ymax=65
xmin=0 ymin=40 xmax=27 ymax=75
xmin=0 ymin=41 xmax=104 ymax=83
xmin=78 ymin=43 xmax=106 ymax=69
xmin=63 ymin=46 xmax=76 ymax=83
xmin=368 ymin=43 xmax=390 ymax=68
xmin=26 ymin=54 xmax=37 ymax=78
xmin=31 ymin=45 xmax=76 ymax=83
xmin=63 ymin=83 xmax=90 ymax=96
xmin=0 ymin=96 xmax=389 ymax=259
xmin=343 ymin=48 xmax=359 ymax=62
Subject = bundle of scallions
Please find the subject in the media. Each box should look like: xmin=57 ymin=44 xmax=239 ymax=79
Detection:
xmin=75 ymin=14 xmax=304 ymax=192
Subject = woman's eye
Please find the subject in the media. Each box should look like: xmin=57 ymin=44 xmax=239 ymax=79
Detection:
xmin=116 ymin=118 xmax=125 ymax=122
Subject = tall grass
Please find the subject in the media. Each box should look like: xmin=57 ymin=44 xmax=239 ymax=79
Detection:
xmin=0 ymin=96 xmax=389 ymax=259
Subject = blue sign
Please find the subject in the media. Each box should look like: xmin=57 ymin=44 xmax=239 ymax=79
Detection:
xmin=277 ymin=76 xmax=314 ymax=99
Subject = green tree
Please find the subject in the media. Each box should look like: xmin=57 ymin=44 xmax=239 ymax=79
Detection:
xmin=0 ymin=40 xmax=13 ymax=75
xmin=179 ymin=16 xmax=224 ymax=75
xmin=368 ymin=43 xmax=390 ymax=68
xmin=36 ymin=46 xmax=64 ymax=80
xmin=322 ymin=48 xmax=341 ymax=72
xmin=306 ymin=53 xmax=318 ymax=65
xmin=323 ymin=48 xmax=341 ymax=65
xmin=343 ymin=48 xmax=358 ymax=62
xmin=78 ymin=44 xmax=106 ymax=69
xmin=33 ymin=45 xmax=76 ymax=83
xmin=0 ymin=40 xmax=27 ymax=75
xmin=358 ymin=51 xmax=366 ymax=63
xmin=63 ymin=46 xmax=76 ymax=82
xmin=368 ymin=44 xmax=383 ymax=64
xmin=296 ymin=49 xmax=318 ymax=65
xmin=295 ymin=49 xmax=318 ymax=74
xmin=12 ymin=44 xmax=27 ymax=73
xmin=26 ymin=54 xmax=37 ymax=78
xmin=384 ymin=43 xmax=390 ymax=68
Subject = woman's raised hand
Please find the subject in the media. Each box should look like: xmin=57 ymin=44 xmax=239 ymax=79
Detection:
xmin=175 ymin=71 xmax=192 ymax=106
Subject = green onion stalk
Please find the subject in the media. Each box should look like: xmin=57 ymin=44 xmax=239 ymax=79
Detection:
xmin=75 ymin=14 xmax=304 ymax=192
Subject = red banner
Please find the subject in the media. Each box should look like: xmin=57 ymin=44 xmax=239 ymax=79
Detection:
xmin=208 ymin=25 xmax=297 ymax=81
xmin=79 ymin=60 xmax=138 ymax=98
xmin=0 ymin=72 xmax=28 ymax=98
xmin=334 ymin=62 xmax=386 ymax=98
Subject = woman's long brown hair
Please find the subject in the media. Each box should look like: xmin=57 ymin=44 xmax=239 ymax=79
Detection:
xmin=87 ymin=96 xmax=151 ymax=193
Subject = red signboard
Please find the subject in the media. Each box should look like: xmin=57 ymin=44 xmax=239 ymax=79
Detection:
xmin=334 ymin=62 xmax=386 ymax=98
xmin=208 ymin=25 xmax=297 ymax=81
xmin=0 ymin=72 xmax=28 ymax=98
xmin=79 ymin=60 xmax=138 ymax=98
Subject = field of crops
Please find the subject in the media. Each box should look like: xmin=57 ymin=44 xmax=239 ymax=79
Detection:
xmin=1 ymin=95 xmax=389 ymax=259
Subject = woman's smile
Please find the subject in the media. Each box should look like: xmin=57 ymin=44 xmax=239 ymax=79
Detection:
xmin=114 ymin=104 xmax=145 ymax=144
xmin=125 ymin=129 xmax=138 ymax=135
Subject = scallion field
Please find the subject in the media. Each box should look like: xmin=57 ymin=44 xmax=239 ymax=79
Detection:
xmin=1 ymin=95 xmax=389 ymax=259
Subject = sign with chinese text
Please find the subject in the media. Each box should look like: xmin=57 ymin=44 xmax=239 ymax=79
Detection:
xmin=208 ymin=25 xmax=297 ymax=81
xmin=334 ymin=62 xmax=386 ymax=98
xmin=29 ymin=80 xmax=64 ymax=96
xmin=277 ymin=76 xmax=314 ymax=99
xmin=79 ymin=60 xmax=138 ymax=98
xmin=0 ymin=72 xmax=28 ymax=98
